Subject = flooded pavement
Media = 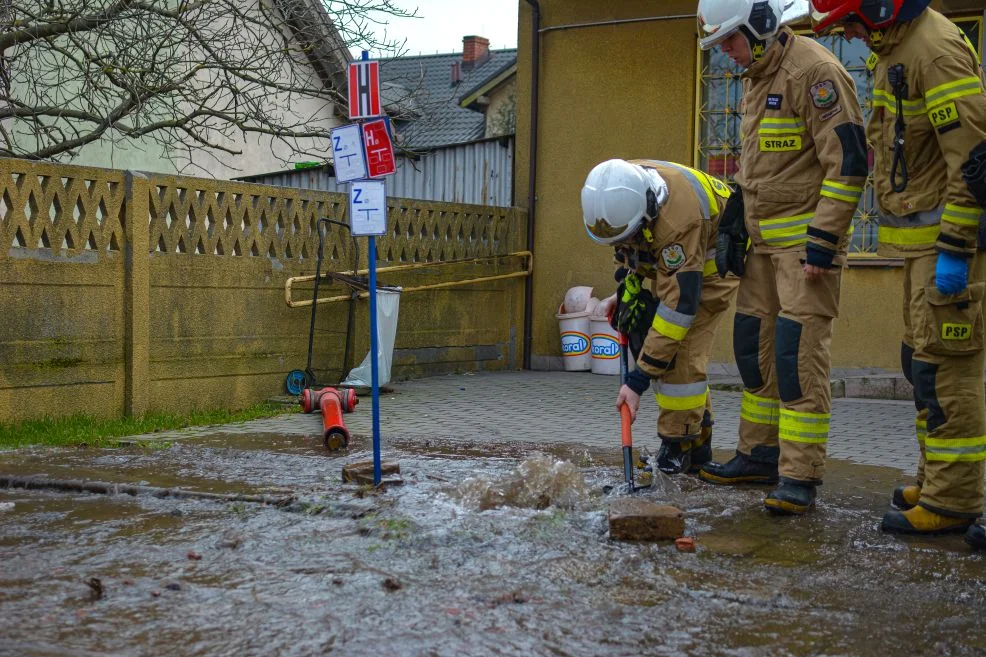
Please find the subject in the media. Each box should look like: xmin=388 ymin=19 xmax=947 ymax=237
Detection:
xmin=1 ymin=430 xmax=985 ymax=657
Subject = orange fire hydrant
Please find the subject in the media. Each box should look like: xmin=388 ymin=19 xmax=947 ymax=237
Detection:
xmin=300 ymin=387 xmax=358 ymax=451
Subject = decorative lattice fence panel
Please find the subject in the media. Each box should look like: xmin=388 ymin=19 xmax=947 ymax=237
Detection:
xmin=146 ymin=175 xmax=520 ymax=268
xmin=0 ymin=161 xmax=127 ymax=258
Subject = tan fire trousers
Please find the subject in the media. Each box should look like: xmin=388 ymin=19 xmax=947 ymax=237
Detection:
xmin=731 ymin=251 xmax=841 ymax=482
xmin=655 ymin=274 xmax=739 ymax=443
xmin=901 ymin=253 xmax=986 ymax=518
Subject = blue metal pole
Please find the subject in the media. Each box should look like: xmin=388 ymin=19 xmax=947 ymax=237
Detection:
xmin=368 ymin=235 xmax=381 ymax=486
xmin=364 ymin=47 xmax=381 ymax=486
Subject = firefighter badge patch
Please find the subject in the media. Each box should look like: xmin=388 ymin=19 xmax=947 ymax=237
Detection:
xmin=811 ymin=80 xmax=838 ymax=108
xmin=661 ymin=244 xmax=686 ymax=270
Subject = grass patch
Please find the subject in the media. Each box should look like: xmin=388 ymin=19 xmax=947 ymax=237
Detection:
xmin=0 ymin=402 xmax=295 ymax=449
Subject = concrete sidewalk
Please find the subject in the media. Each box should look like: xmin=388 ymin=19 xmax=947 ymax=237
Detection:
xmin=149 ymin=371 xmax=922 ymax=475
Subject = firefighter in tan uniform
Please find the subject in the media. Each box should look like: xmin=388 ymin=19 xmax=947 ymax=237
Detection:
xmin=810 ymin=0 xmax=986 ymax=543
xmin=582 ymin=159 xmax=739 ymax=474
xmin=696 ymin=0 xmax=868 ymax=514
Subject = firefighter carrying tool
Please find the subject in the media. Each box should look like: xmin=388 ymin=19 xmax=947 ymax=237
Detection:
xmin=583 ymin=158 xmax=739 ymax=476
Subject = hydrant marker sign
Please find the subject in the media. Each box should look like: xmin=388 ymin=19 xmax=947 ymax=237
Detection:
xmin=349 ymin=179 xmax=387 ymax=236
xmin=330 ymin=124 xmax=368 ymax=183
xmin=348 ymin=60 xmax=382 ymax=120
xmin=361 ymin=118 xmax=397 ymax=178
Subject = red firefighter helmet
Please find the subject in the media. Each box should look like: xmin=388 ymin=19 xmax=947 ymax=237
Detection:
xmin=809 ymin=0 xmax=904 ymax=34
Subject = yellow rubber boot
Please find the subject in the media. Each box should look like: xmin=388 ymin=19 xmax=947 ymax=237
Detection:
xmin=881 ymin=506 xmax=973 ymax=535
xmin=891 ymin=484 xmax=921 ymax=511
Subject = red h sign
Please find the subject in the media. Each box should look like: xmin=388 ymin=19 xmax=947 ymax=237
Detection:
xmin=348 ymin=61 xmax=382 ymax=120
xmin=361 ymin=118 xmax=396 ymax=178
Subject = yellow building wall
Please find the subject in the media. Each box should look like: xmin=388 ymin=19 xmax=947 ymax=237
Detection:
xmin=517 ymin=0 xmax=910 ymax=372
xmin=0 ymin=159 xmax=528 ymax=423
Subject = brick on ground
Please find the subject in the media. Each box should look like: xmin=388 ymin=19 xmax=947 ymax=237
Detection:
xmin=608 ymin=498 xmax=685 ymax=542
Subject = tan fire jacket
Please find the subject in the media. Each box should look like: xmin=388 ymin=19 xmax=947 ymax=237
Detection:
xmin=615 ymin=160 xmax=731 ymax=378
xmin=866 ymin=8 xmax=986 ymax=258
xmin=735 ymin=27 xmax=867 ymax=266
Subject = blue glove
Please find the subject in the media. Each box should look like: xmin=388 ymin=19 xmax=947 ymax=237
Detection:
xmin=935 ymin=251 xmax=969 ymax=295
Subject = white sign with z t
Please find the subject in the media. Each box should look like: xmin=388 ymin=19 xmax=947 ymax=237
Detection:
xmin=349 ymin=180 xmax=387 ymax=236
xmin=331 ymin=124 xmax=368 ymax=183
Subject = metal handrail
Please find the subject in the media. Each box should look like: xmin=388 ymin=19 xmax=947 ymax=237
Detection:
xmin=284 ymin=251 xmax=533 ymax=308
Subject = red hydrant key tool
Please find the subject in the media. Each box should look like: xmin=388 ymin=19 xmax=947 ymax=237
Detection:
xmin=301 ymin=387 xmax=358 ymax=451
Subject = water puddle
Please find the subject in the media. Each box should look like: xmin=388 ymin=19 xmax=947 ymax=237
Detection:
xmin=0 ymin=434 xmax=984 ymax=657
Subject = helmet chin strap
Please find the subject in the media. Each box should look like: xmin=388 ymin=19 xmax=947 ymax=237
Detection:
xmin=739 ymin=25 xmax=775 ymax=62
xmin=640 ymin=169 xmax=669 ymax=215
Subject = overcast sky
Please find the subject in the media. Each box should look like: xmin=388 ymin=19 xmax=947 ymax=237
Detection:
xmin=354 ymin=0 xmax=520 ymax=57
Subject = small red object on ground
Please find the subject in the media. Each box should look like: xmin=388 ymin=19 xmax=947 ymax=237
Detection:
xmin=675 ymin=537 xmax=697 ymax=553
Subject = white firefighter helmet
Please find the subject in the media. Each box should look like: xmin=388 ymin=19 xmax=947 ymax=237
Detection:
xmin=697 ymin=0 xmax=784 ymax=50
xmin=581 ymin=159 xmax=669 ymax=246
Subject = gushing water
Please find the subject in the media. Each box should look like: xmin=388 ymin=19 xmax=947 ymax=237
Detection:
xmin=0 ymin=433 xmax=984 ymax=657
xmin=455 ymin=454 xmax=590 ymax=510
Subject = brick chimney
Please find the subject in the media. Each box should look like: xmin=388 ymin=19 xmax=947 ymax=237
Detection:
xmin=450 ymin=61 xmax=462 ymax=85
xmin=462 ymin=35 xmax=490 ymax=70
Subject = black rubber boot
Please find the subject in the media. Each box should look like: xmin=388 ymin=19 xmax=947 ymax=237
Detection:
xmin=655 ymin=439 xmax=691 ymax=475
xmin=965 ymin=523 xmax=986 ymax=549
xmin=891 ymin=484 xmax=921 ymax=511
xmin=764 ymin=478 xmax=817 ymax=516
xmin=699 ymin=447 xmax=779 ymax=485
xmin=688 ymin=437 xmax=712 ymax=473
xmin=688 ymin=410 xmax=714 ymax=473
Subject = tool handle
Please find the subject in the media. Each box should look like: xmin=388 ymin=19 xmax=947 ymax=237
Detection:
xmin=620 ymin=403 xmax=633 ymax=448
xmin=618 ymin=331 xmax=629 ymax=386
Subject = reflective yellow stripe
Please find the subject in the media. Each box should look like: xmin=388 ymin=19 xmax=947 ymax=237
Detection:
xmin=873 ymin=89 xmax=926 ymax=116
xmin=760 ymin=212 xmax=813 ymax=247
xmin=925 ymin=76 xmax=982 ymax=109
xmin=652 ymin=313 xmax=689 ymax=342
xmin=759 ymin=118 xmax=805 ymax=135
xmin=925 ymin=435 xmax=986 ymax=462
xmin=691 ymin=169 xmax=719 ymax=215
xmin=740 ymin=391 xmax=779 ymax=426
xmin=703 ymin=258 xmax=718 ymax=277
xmin=877 ymin=224 xmax=939 ymax=246
xmin=925 ymin=435 xmax=986 ymax=448
xmin=779 ymin=409 xmax=830 ymax=444
xmin=823 ymin=180 xmax=864 ymax=193
xmin=821 ymin=180 xmax=863 ymax=204
xmin=660 ymin=161 xmax=730 ymax=215
xmin=963 ymin=32 xmax=982 ymax=65
xmin=821 ymin=189 xmax=860 ymax=203
xmin=759 ymin=128 xmax=806 ymax=135
xmin=925 ymin=452 xmax=986 ymax=462
xmin=942 ymin=203 xmax=981 ymax=228
xmin=655 ymin=387 xmax=709 ymax=412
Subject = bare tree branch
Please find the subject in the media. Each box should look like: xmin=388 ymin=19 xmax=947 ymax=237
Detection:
xmin=0 ymin=0 xmax=420 ymax=172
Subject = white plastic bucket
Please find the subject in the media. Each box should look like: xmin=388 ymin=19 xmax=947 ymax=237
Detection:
xmin=556 ymin=303 xmax=591 ymax=371
xmin=589 ymin=316 xmax=621 ymax=375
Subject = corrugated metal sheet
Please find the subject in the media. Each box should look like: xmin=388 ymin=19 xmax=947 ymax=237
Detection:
xmin=238 ymin=137 xmax=514 ymax=207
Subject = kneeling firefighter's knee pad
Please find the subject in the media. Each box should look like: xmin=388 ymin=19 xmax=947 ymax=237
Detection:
xmin=734 ymin=313 xmax=764 ymax=389
xmin=775 ymin=316 xmax=803 ymax=402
